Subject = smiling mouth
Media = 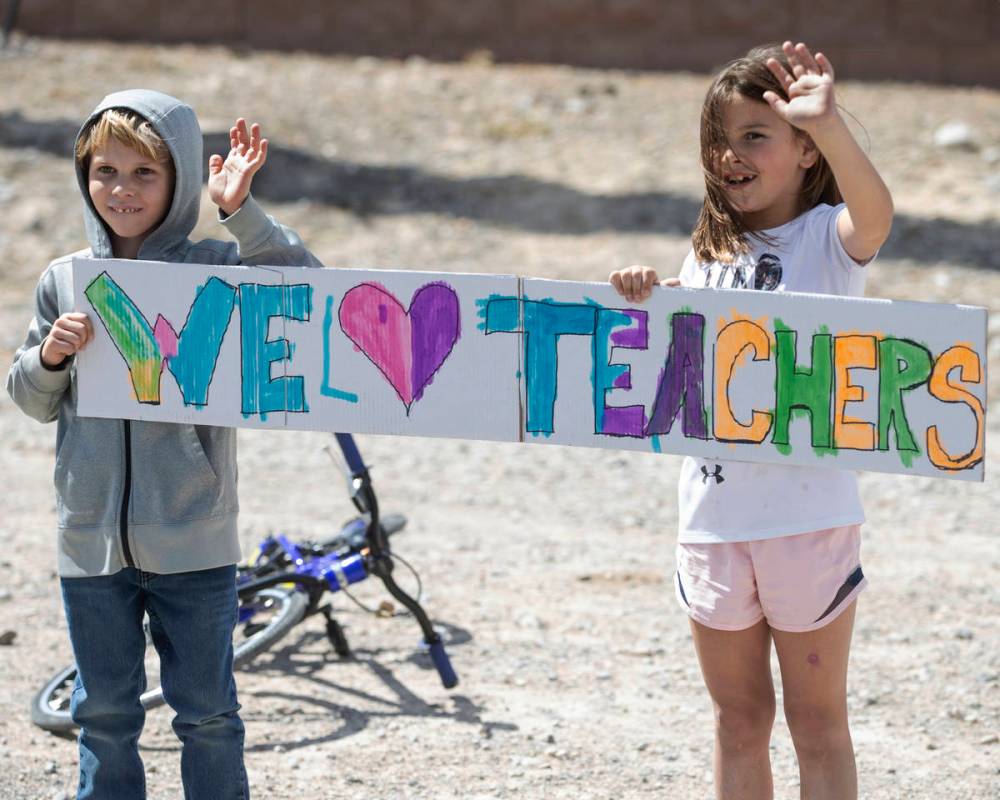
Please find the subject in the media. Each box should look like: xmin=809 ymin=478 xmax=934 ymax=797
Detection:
xmin=725 ymin=175 xmax=756 ymax=186
xmin=109 ymin=206 xmax=143 ymax=214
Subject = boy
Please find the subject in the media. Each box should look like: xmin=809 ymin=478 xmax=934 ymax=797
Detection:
xmin=6 ymin=89 xmax=322 ymax=799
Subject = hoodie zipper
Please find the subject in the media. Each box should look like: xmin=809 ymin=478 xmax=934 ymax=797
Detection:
xmin=120 ymin=420 xmax=135 ymax=568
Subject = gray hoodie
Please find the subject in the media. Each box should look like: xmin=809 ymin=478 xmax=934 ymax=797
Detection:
xmin=6 ymin=89 xmax=323 ymax=577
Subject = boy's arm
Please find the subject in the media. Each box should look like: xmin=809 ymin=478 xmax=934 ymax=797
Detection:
xmin=764 ymin=41 xmax=893 ymax=262
xmin=6 ymin=266 xmax=75 ymax=423
xmin=220 ymin=195 xmax=325 ymax=268
xmin=209 ymin=118 xmax=324 ymax=268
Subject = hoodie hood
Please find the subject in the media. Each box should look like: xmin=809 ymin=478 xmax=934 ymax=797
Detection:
xmin=75 ymin=89 xmax=202 ymax=261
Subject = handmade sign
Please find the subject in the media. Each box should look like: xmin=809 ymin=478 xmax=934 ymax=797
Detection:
xmin=73 ymin=257 xmax=988 ymax=481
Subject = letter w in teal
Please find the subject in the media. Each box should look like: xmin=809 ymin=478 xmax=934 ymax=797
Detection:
xmin=85 ymin=272 xmax=238 ymax=406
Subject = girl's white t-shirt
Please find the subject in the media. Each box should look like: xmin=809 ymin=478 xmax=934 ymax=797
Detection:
xmin=676 ymin=203 xmax=867 ymax=544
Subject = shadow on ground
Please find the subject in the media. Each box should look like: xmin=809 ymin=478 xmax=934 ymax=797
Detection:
xmin=3 ymin=112 xmax=996 ymax=268
xmin=135 ymin=624 xmax=513 ymax=754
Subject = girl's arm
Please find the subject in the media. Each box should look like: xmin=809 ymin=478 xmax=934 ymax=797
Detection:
xmin=764 ymin=41 xmax=893 ymax=262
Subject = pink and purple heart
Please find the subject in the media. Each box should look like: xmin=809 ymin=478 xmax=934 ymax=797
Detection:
xmin=338 ymin=282 xmax=461 ymax=411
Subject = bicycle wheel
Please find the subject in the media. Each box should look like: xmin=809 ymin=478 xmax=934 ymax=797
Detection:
xmin=31 ymin=587 xmax=307 ymax=733
xmin=232 ymin=586 xmax=308 ymax=665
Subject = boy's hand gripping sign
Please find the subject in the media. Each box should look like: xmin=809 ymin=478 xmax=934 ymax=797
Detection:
xmin=73 ymin=258 xmax=987 ymax=481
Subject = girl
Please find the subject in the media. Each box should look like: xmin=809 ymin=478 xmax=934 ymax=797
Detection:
xmin=609 ymin=42 xmax=892 ymax=800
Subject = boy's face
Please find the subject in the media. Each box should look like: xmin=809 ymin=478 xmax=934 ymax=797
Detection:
xmin=87 ymin=138 xmax=174 ymax=256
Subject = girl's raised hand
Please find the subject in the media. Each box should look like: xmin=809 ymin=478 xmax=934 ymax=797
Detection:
xmin=763 ymin=41 xmax=838 ymax=135
xmin=610 ymin=265 xmax=677 ymax=303
xmin=208 ymin=118 xmax=270 ymax=217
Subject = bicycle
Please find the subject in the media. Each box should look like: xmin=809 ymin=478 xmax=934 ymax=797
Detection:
xmin=31 ymin=432 xmax=458 ymax=733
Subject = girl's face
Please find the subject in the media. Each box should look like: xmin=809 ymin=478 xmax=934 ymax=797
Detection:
xmin=714 ymin=93 xmax=817 ymax=230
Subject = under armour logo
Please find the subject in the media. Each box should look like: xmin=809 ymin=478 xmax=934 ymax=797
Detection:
xmin=701 ymin=465 xmax=724 ymax=484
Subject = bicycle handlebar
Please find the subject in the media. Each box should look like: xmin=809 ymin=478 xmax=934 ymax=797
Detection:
xmin=425 ymin=638 xmax=459 ymax=689
xmin=334 ymin=433 xmax=366 ymax=477
xmin=259 ymin=433 xmax=460 ymax=690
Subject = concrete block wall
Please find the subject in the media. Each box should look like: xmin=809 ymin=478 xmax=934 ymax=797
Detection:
xmin=11 ymin=0 xmax=1000 ymax=86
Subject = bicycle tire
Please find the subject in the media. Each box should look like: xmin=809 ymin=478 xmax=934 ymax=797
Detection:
xmin=31 ymin=587 xmax=307 ymax=733
xmin=232 ymin=586 xmax=308 ymax=666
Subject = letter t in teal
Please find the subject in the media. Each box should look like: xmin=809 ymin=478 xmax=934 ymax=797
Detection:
xmin=484 ymin=296 xmax=597 ymax=434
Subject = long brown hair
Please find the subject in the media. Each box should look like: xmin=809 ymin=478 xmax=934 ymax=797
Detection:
xmin=692 ymin=43 xmax=841 ymax=264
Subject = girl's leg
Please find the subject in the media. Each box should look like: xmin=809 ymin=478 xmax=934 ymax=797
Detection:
xmin=771 ymin=601 xmax=858 ymax=800
xmin=60 ymin=569 xmax=148 ymax=800
xmin=690 ymin=617 xmax=776 ymax=800
xmin=145 ymin=565 xmax=249 ymax=800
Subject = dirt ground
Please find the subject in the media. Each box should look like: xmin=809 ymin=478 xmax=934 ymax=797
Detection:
xmin=0 ymin=36 xmax=998 ymax=800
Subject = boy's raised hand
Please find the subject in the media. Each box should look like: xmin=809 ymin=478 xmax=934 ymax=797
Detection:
xmin=41 ymin=312 xmax=93 ymax=367
xmin=208 ymin=118 xmax=269 ymax=217
xmin=763 ymin=41 xmax=838 ymax=136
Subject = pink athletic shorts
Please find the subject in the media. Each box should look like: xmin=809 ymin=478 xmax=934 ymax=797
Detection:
xmin=674 ymin=525 xmax=866 ymax=633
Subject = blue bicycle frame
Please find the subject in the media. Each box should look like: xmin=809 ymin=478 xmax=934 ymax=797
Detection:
xmin=236 ymin=433 xmax=458 ymax=689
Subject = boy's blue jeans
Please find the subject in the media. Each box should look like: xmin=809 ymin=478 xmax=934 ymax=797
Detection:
xmin=60 ymin=565 xmax=250 ymax=800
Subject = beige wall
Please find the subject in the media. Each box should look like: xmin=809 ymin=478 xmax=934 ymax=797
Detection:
xmin=14 ymin=0 xmax=1000 ymax=87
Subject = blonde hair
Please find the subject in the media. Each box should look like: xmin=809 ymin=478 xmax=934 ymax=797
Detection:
xmin=692 ymin=43 xmax=841 ymax=264
xmin=75 ymin=108 xmax=172 ymax=170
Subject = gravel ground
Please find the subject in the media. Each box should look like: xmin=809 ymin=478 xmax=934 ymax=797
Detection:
xmin=0 ymin=37 xmax=998 ymax=800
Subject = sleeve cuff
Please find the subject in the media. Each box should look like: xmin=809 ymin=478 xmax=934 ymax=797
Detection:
xmin=830 ymin=205 xmax=871 ymax=271
xmin=21 ymin=346 xmax=72 ymax=393
xmin=218 ymin=195 xmax=273 ymax=253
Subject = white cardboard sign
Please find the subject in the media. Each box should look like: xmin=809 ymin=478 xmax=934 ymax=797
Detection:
xmin=73 ymin=257 xmax=988 ymax=481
